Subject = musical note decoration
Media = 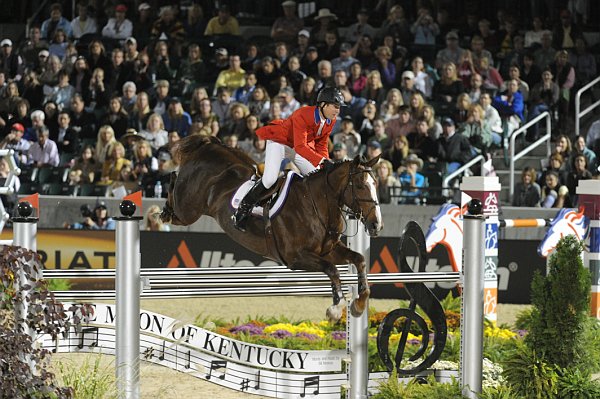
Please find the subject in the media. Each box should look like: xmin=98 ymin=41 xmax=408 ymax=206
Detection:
xmin=78 ymin=327 xmax=99 ymax=349
xmin=376 ymin=221 xmax=448 ymax=375
xmin=205 ymin=360 xmax=227 ymax=380
xmin=300 ymin=376 xmax=320 ymax=397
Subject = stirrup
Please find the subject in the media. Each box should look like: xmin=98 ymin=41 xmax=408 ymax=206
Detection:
xmin=232 ymin=204 xmax=252 ymax=232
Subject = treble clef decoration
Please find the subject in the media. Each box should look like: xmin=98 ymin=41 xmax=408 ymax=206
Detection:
xmin=376 ymin=221 xmax=448 ymax=374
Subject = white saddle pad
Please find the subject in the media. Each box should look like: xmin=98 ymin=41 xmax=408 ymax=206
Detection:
xmin=231 ymin=171 xmax=299 ymax=218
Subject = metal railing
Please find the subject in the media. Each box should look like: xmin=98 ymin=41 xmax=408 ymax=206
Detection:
xmin=575 ymin=75 xmax=600 ymax=138
xmin=509 ymin=111 xmax=552 ymax=203
xmin=442 ymin=154 xmax=485 ymax=189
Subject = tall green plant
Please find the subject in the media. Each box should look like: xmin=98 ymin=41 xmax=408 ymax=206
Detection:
xmin=526 ymin=235 xmax=591 ymax=370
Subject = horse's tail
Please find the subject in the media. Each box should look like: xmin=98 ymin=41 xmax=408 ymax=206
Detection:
xmin=174 ymin=135 xmax=220 ymax=165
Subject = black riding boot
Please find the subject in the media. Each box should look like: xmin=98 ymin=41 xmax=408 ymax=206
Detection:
xmin=232 ymin=180 xmax=269 ymax=232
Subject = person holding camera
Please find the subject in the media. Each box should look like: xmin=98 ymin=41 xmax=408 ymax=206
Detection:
xmin=66 ymin=203 xmax=115 ymax=230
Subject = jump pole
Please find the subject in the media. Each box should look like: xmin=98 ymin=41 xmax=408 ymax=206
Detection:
xmin=346 ymin=216 xmax=370 ymax=399
xmin=115 ymin=200 xmax=142 ymax=399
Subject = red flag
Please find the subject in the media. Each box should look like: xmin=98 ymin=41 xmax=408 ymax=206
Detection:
xmin=19 ymin=193 xmax=39 ymax=212
xmin=124 ymin=190 xmax=143 ymax=214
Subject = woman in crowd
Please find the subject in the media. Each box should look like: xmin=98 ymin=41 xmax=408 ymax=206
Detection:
xmin=457 ymin=50 xmax=477 ymax=90
xmin=566 ymin=154 xmax=593 ymax=206
xmin=220 ymin=103 xmax=250 ymax=140
xmin=360 ymin=70 xmax=387 ymax=105
xmin=247 ymin=85 xmax=272 ymax=122
xmin=129 ymin=91 xmax=152 ymax=132
xmin=348 ymin=61 xmax=367 ymax=98
xmin=422 ymin=104 xmax=442 ymax=140
xmin=370 ymin=46 xmax=397 ymax=89
xmin=512 ymin=166 xmax=541 ymax=207
xmin=410 ymin=56 xmax=434 ymax=99
xmin=373 ymin=158 xmax=401 ymax=205
xmin=409 ymin=92 xmax=426 ymax=121
xmin=453 ymin=93 xmax=472 ymax=125
xmin=95 ymin=125 xmax=117 ymax=165
xmin=357 ymin=100 xmax=379 ymax=145
xmin=526 ymin=68 xmax=559 ymax=141
xmin=380 ymin=88 xmax=403 ymax=122
xmin=100 ymin=142 xmax=132 ymax=185
xmin=458 ymin=103 xmax=500 ymax=154
xmin=131 ymin=139 xmax=158 ymax=193
xmin=101 ymin=96 xmax=129 ymax=138
xmin=554 ymin=134 xmax=573 ymax=172
xmin=145 ymin=204 xmax=171 ymax=231
xmin=432 ymin=62 xmax=464 ymax=117
xmin=538 ymin=152 xmax=568 ymax=187
xmin=177 ymin=43 xmax=206 ymax=98
xmin=140 ymin=113 xmax=169 ymax=153
xmin=71 ymin=144 xmax=98 ymax=184
xmin=21 ymin=71 xmax=44 ymax=110
xmin=188 ymin=87 xmax=209 ymax=116
xmin=540 ymin=170 xmax=571 ymax=208
xmin=383 ymin=135 xmax=409 ymax=172
xmin=163 ymin=98 xmax=192 ymax=137
xmin=192 ymin=98 xmax=219 ymax=137
xmin=572 ymin=135 xmax=597 ymax=173
xmin=84 ymin=67 xmax=109 ymax=117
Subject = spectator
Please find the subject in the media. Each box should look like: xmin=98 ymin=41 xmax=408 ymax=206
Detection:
xmin=0 ymin=39 xmax=24 ymax=81
xmin=379 ymin=5 xmax=410 ymax=47
xmin=549 ymin=50 xmax=575 ymax=132
xmin=123 ymin=37 xmax=139 ymax=63
xmin=53 ymin=111 xmax=79 ymax=154
xmin=145 ymin=205 xmax=170 ymax=231
xmin=383 ymin=134 xmax=409 ymax=171
xmin=86 ymin=40 xmax=111 ymax=81
xmin=540 ymin=170 xmax=571 ymax=208
xmin=151 ymin=6 xmax=185 ymax=57
xmin=69 ymin=203 xmax=115 ymax=230
xmin=468 ymin=73 xmax=484 ymax=104
xmin=107 ymin=48 xmax=134 ymax=98
xmin=150 ymin=80 xmax=171 ymax=117
xmin=28 ymin=126 xmax=59 ymax=167
xmin=48 ymin=28 xmax=68 ymax=60
xmin=292 ymin=29 xmax=310 ymax=61
xmin=120 ymin=82 xmax=137 ymax=115
xmin=398 ymin=154 xmax=426 ymax=204
xmin=331 ymin=43 xmax=358 ymax=75
xmin=433 ymin=62 xmax=464 ymax=117
xmin=524 ymin=16 xmax=551 ymax=49
xmin=21 ymin=71 xmax=44 ymax=111
xmin=95 ymin=125 xmax=117 ymax=164
xmin=0 ymin=81 xmax=20 ymax=120
xmin=357 ymin=101 xmax=378 ymax=145
xmin=400 ymin=71 xmax=419 ymax=106
xmin=512 ymin=166 xmax=541 ymax=207
xmin=554 ymin=134 xmax=573 ymax=171
xmin=437 ymin=117 xmax=474 ymax=175
xmin=369 ymin=118 xmax=389 ymax=150
xmin=71 ymin=94 xmax=97 ymax=139
xmin=526 ymin=68 xmax=559 ymax=141
xmin=45 ymin=69 xmax=74 ymax=111
xmin=385 ymin=105 xmax=414 ymax=140
xmin=410 ymin=6 xmax=439 ymax=62
xmin=338 ymin=85 xmax=366 ymax=124
xmin=0 ymin=123 xmax=31 ymax=165
xmin=345 ymin=8 xmax=377 ymax=45
xmin=360 ymin=70 xmax=387 ymax=105
xmin=566 ymin=154 xmax=593 ymax=205
xmin=132 ymin=3 xmax=153 ymax=50
xmin=278 ymin=87 xmax=301 ymax=119
xmin=183 ymin=4 xmax=207 ymax=42
xmin=380 ymin=88 xmax=403 ymax=122
xmin=84 ymin=67 xmax=109 ymax=117
xmin=220 ymin=103 xmax=249 ymax=140
xmin=407 ymin=118 xmax=438 ymax=162
xmin=19 ymin=27 xmax=47 ymax=71
xmin=99 ymin=96 xmax=128 ymax=139
xmin=479 ymin=92 xmax=503 ymax=138
xmin=101 ymin=4 xmax=133 ymax=42
xmin=41 ymin=3 xmax=72 ymax=41
xmin=70 ymin=56 xmax=91 ymax=95
xmin=351 ymin=34 xmax=375 ymax=67
xmin=500 ymin=65 xmax=529 ymax=101
xmin=100 ymin=142 xmax=131 ymax=184
xmin=332 ymin=115 xmax=361 ymax=157
xmin=131 ymin=139 xmax=158 ymax=193
xmin=533 ymin=32 xmax=556 ymax=70
xmin=458 ymin=104 xmax=498 ymax=154
xmin=331 ymin=142 xmax=349 ymax=161
xmin=552 ymin=9 xmax=583 ymax=51
xmin=238 ymin=114 xmax=262 ymax=148
xmin=214 ymin=54 xmax=246 ymax=96
xmin=501 ymin=35 xmax=527 ymax=78
xmin=70 ymin=2 xmax=97 ymax=40
xmin=470 ymin=35 xmax=494 ymax=68
xmin=284 ymin=57 xmax=306 ymax=93
xmin=140 ymin=113 xmax=168 ymax=153
xmin=177 ymin=44 xmax=206 ymax=98
xmin=271 ymin=1 xmax=303 ymax=45
xmin=569 ymin=37 xmax=597 ymax=92
xmin=477 ymin=55 xmax=503 ymax=92
xmin=24 ymin=109 xmax=45 ymax=142
xmin=457 ymin=50 xmax=477 ymax=90
xmin=297 ymin=77 xmax=316 ymax=106
xmin=538 ymin=152 xmax=568 ymax=187
xmin=311 ymin=9 xmax=339 ymax=46
xmin=314 ymin=60 xmax=334 ymax=93
xmin=204 ymin=4 xmax=240 ymax=37
xmin=435 ymin=31 xmax=465 ymax=70
xmin=373 ymin=158 xmax=401 ymax=204
xmin=193 ymin=98 xmax=220 ymax=136
xmin=453 ymin=93 xmax=472 ymax=125
xmin=348 ymin=62 xmax=367 ymax=98
xmin=300 ymin=46 xmax=319 ymax=79
xmin=256 ymin=56 xmax=283 ymax=97
xmin=71 ymin=144 xmax=97 ymax=184
xmin=131 ymin=53 xmax=152 ymax=94
xmin=492 ymin=79 xmax=524 ymax=140
xmin=152 ymin=41 xmax=177 ymax=83
xmin=410 ymin=56 xmax=434 ymax=99
xmin=573 ymin=135 xmax=596 ymax=173
xmin=7 ymin=99 xmax=31 ymax=133
xmin=365 ymin=140 xmax=383 ymax=162
xmin=370 ymin=46 xmax=396 ymax=89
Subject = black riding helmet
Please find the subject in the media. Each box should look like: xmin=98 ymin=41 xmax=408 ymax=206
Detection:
xmin=316 ymin=87 xmax=345 ymax=119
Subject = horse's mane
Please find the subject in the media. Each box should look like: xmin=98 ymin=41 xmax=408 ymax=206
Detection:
xmin=174 ymin=135 xmax=257 ymax=167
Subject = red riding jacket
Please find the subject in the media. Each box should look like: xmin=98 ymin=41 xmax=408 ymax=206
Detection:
xmin=256 ymin=105 xmax=336 ymax=167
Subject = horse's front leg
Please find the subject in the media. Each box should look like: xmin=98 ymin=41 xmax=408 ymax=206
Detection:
xmin=328 ymin=244 xmax=370 ymax=317
xmin=289 ymin=252 xmax=346 ymax=323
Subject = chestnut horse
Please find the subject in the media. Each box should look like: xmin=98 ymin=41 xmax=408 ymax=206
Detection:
xmin=160 ymin=136 xmax=382 ymax=321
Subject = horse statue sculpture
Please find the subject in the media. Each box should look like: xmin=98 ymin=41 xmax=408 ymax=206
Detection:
xmin=160 ymin=135 xmax=383 ymax=322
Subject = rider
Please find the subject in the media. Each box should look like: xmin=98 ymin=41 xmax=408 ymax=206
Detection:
xmin=232 ymin=86 xmax=345 ymax=231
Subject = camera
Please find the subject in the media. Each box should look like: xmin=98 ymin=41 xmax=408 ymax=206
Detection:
xmin=80 ymin=204 xmax=93 ymax=218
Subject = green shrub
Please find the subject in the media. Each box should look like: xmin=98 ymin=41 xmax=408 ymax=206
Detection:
xmin=502 ymin=340 xmax=559 ymax=398
xmin=55 ymin=355 xmax=116 ymax=399
xmin=372 ymin=373 xmax=464 ymax=399
xmin=556 ymin=367 xmax=600 ymax=399
xmin=514 ymin=307 xmax=533 ymax=331
xmin=46 ymin=278 xmax=72 ymax=291
xmin=526 ymin=236 xmax=591 ymax=370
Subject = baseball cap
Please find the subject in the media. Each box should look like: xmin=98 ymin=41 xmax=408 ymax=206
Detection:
xmin=307 ymin=46 xmax=318 ymax=52
xmin=1 ymin=39 xmax=12 ymax=47
xmin=126 ymin=37 xmax=136 ymax=44
xmin=441 ymin=117 xmax=455 ymax=126
xmin=446 ymin=31 xmax=459 ymax=40
xmin=215 ymin=48 xmax=228 ymax=56
xmin=340 ymin=42 xmax=352 ymax=52
xmin=38 ymin=49 xmax=50 ymax=58
xmin=138 ymin=2 xmax=151 ymax=11
xmin=333 ymin=142 xmax=347 ymax=151
xmin=367 ymin=141 xmax=381 ymax=149
xmin=282 ymin=0 xmax=296 ymax=7
xmin=298 ymin=29 xmax=310 ymax=38
xmin=11 ymin=123 xmax=24 ymax=132
xmin=158 ymin=152 xmax=172 ymax=161
xmin=169 ymin=97 xmax=182 ymax=104
xmin=342 ymin=115 xmax=354 ymax=122
xmin=115 ymin=4 xmax=127 ymax=12
xmin=402 ymin=70 xmax=415 ymax=80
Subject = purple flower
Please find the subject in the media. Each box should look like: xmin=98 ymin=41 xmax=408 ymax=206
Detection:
xmin=230 ymin=323 xmax=264 ymax=335
xmin=407 ymin=338 xmax=421 ymax=345
xmin=270 ymin=329 xmax=293 ymax=338
xmin=296 ymin=332 xmax=319 ymax=340
xmin=516 ymin=329 xmax=528 ymax=338
xmin=331 ymin=331 xmax=347 ymax=340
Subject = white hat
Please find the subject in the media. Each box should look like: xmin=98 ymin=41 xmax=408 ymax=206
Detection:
xmin=315 ymin=8 xmax=337 ymax=20
xmin=38 ymin=49 xmax=50 ymax=58
xmin=138 ymin=2 xmax=151 ymax=11
xmin=298 ymin=29 xmax=310 ymax=38
xmin=1 ymin=39 xmax=12 ymax=47
xmin=402 ymin=70 xmax=415 ymax=80
xmin=282 ymin=1 xmax=296 ymax=7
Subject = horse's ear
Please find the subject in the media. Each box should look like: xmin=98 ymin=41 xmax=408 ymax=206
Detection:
xmin=366 ymin=154 xmax=381 ymax=168
xmin=352 ymin=154 xmax=361 ymax=166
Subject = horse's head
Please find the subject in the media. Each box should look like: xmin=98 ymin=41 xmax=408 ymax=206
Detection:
xmin=538 ymin=208 xmax=589 ymax=258
xmin=425 ymin=204 xmax=463 ymax=272
xmin=339 ymin=155 xmax=383 ymax=236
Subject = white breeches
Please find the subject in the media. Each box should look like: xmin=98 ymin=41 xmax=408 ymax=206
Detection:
xmin=261 ymin=140 xmax=317 ymax=189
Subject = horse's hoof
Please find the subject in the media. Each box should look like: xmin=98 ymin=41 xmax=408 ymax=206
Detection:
xmin=326 ymin=304 xmax=343 ymax=323
xmin=350 ymin=300 xmax=365 ymax=318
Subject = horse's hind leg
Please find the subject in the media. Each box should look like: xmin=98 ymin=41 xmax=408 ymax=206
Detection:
xmin=329 ymin=244 xmax=370 ymax=318
xmin=289 ymin=253 xmax=345 ymax=323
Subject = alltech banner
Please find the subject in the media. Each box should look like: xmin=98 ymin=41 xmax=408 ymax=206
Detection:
xmin=0 ymin=230 xmax=546 ymax=304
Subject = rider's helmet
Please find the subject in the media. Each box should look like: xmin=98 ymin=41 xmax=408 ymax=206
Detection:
xmin=316 ymin=87 xmax=346 ymax=107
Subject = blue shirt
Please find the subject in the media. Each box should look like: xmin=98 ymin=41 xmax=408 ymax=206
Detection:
xmin=399 ymin=171 xmax=425 ymax=197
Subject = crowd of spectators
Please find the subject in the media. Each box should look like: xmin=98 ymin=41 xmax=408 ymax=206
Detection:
xmin=0 ymin=0 xmax=598 ymax=210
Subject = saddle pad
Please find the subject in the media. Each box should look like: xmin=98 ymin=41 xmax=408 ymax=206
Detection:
xmin=231 ymin=171 xmax=299 ymax=218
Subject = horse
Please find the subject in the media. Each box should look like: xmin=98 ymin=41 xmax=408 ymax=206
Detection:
xmin=160 ymin=135 xmax=383 ymax=322
xmin=425 ymin=203 xmax=463 ymax=273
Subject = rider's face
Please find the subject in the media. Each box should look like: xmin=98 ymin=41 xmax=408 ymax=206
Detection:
xmin=322 ymin=103 xmax=341 ymax=120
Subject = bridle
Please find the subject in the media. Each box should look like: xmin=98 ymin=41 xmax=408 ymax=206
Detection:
xmin=339 ymin=162 xmax=379 ymax=224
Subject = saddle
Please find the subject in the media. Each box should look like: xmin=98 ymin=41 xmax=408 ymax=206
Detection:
xmin=231 ymin=171 xmax=299 ymax=219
